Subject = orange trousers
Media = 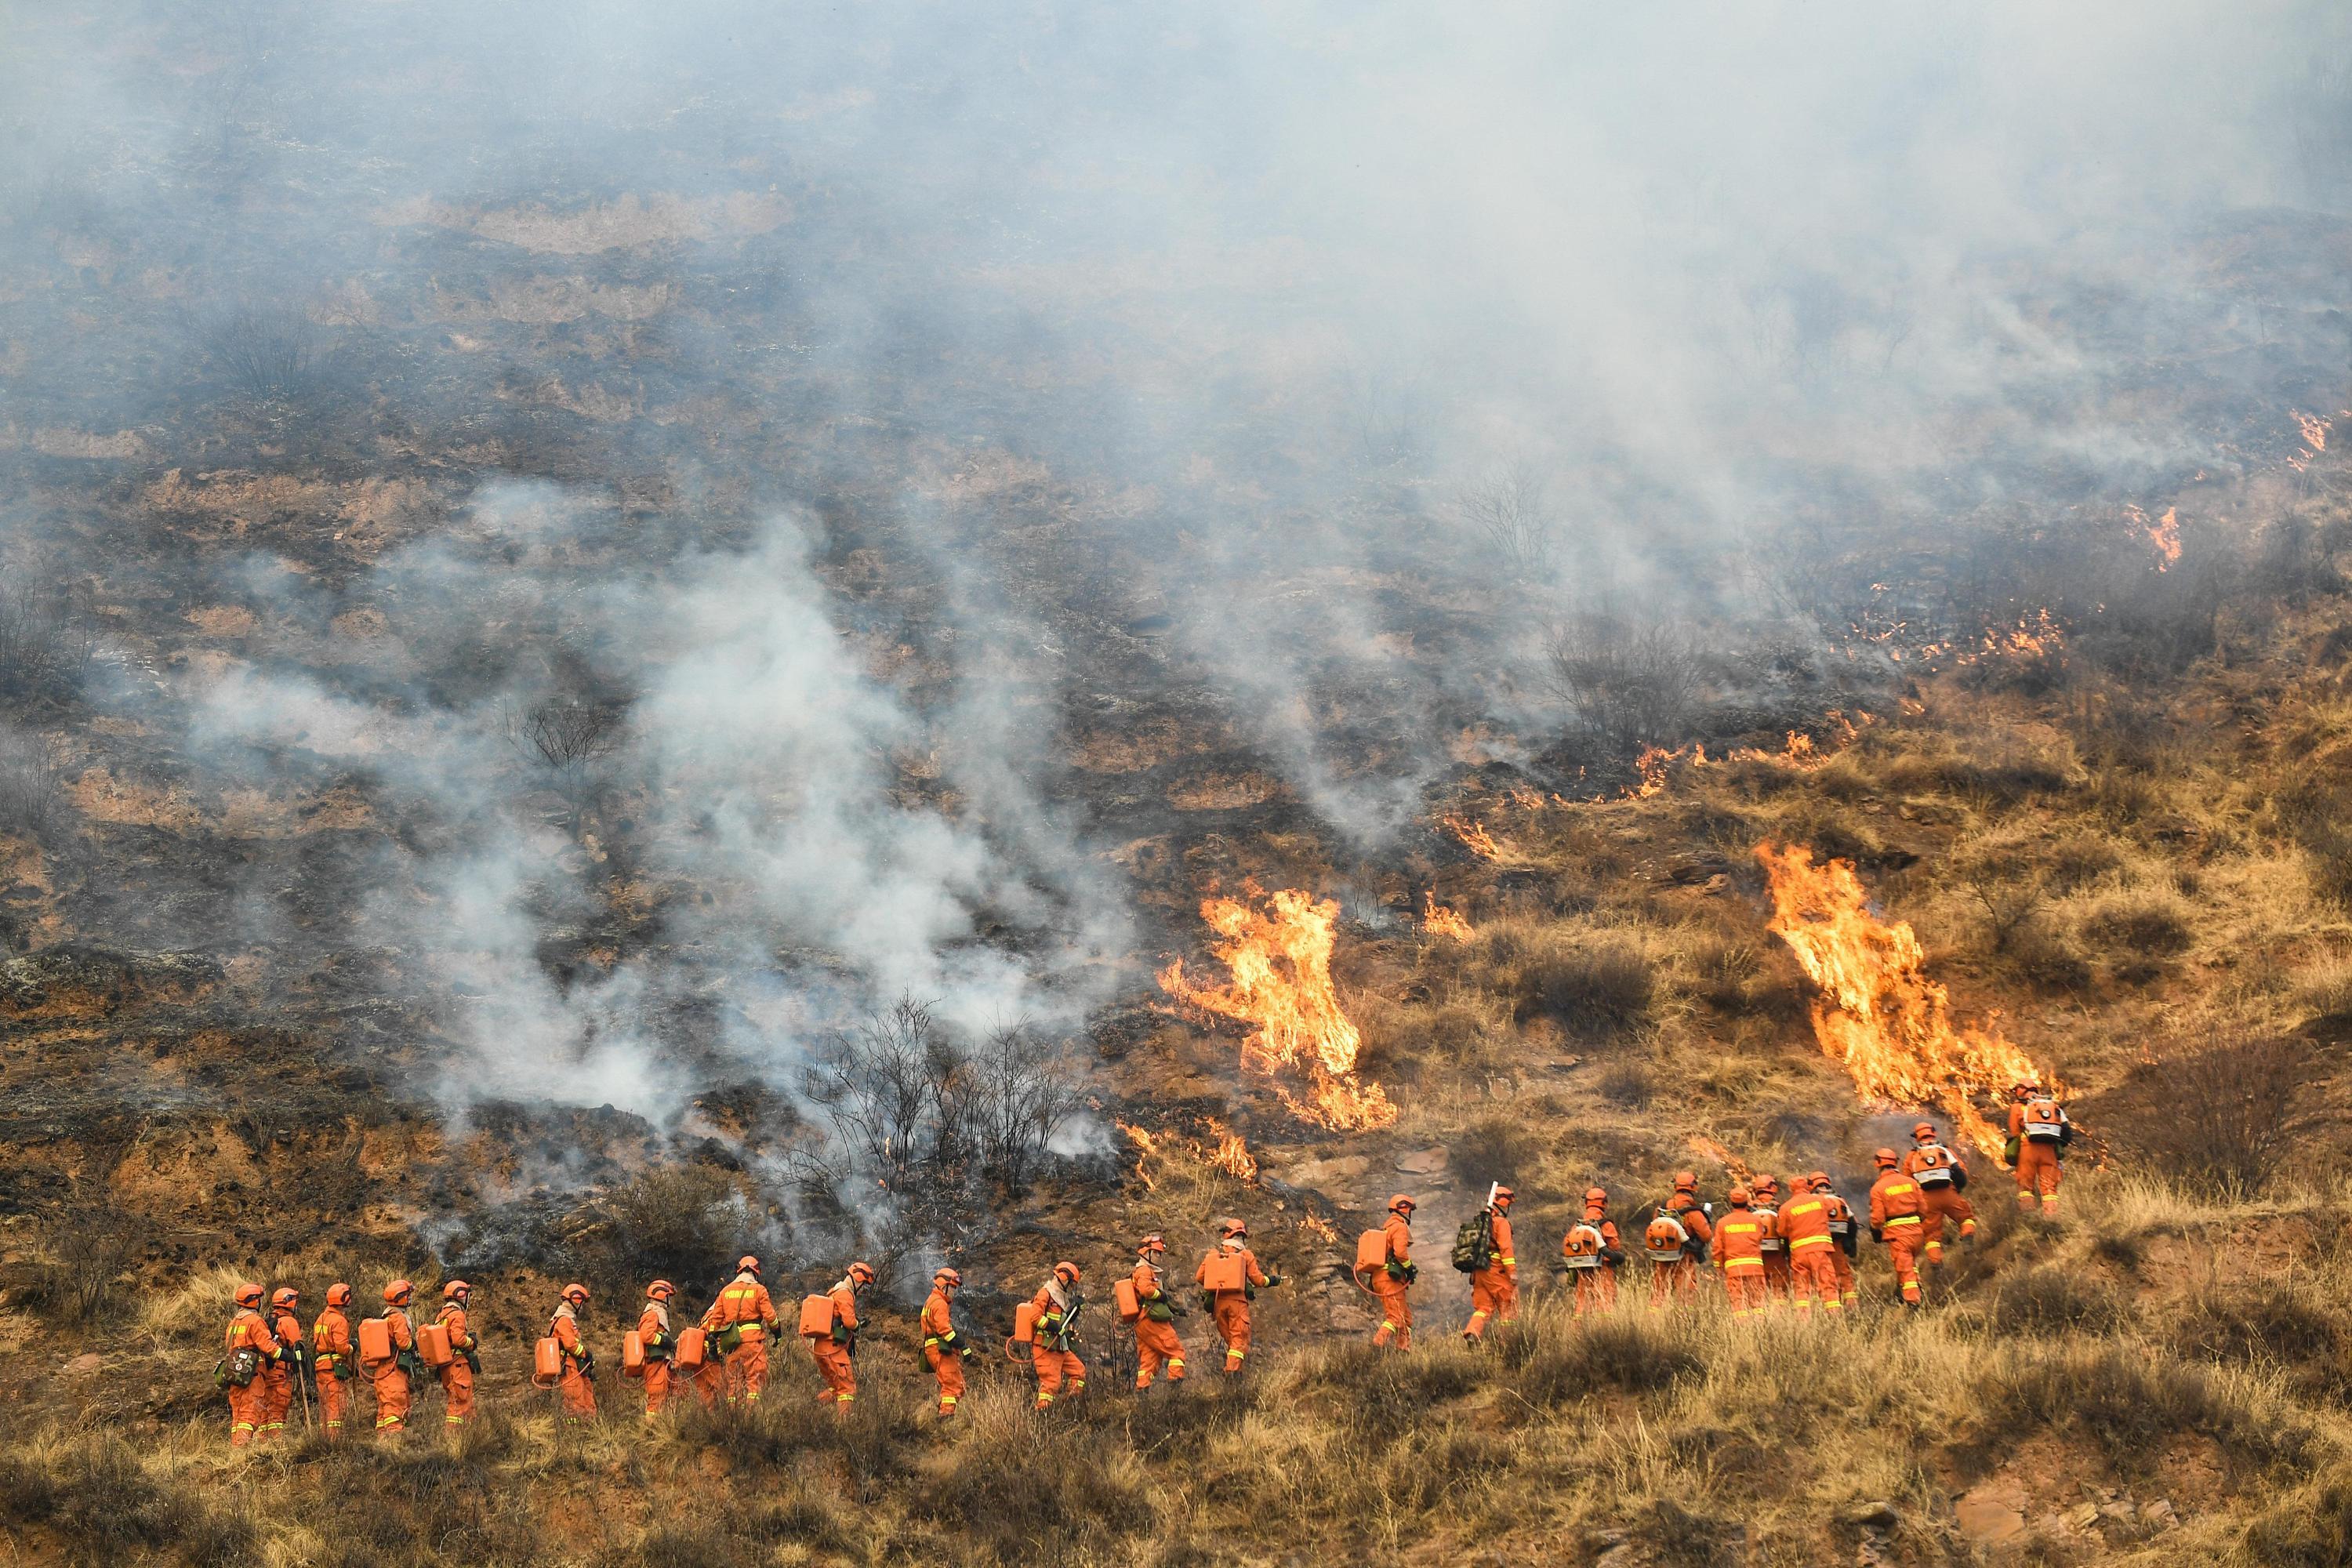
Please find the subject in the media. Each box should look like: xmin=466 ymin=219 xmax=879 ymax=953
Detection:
xmin=1919 ymin=1185 xmax=1976 ymax=1261
xmin=1033 ymin=1346 xmax=1086 ymax=1408
xmin=1464 ymin=1267 xmax=1517 ymax=1340
xmin=924 ymin=1344 xmax=966 ymax=1415
xmin=1572 ymin=1267 xmax=1618 ymax=1314
xmin=1370 ymin=1281 xmax=1412 ymax=1348
xmin=724 ymin=1335 xmax=769 ymax=1406
xmin=1787 ymin=1244 xmax=1843 ymax=1313
xmin=372 ymin=1367 xmax=411 ymax=1435
xmin=439 ymin=1360 xmax=474 ymax=1427
xmin=258 ymin=1363 xmax=293 ymax=1442
xmin=1723 ymin=1265 xmax=1769 ymax=1316
xmin=1762 ymin=1252 xmax=1793 ymax=1302
xmin=691 ymin=1355 xmax=724 ymax=1408
xmin=1883 ymin=1224 xmax=1924 ymax=1303
xmin=317 ymin=1369 xmax=349 ymax=1439
xmin=227 ymin=1378 xmax=264 ymax=1447
xmin=1211 ymin=1295 xmax=1251 ymax=1371
xmin=1134 ymin=1317 xmax=1186 ymax=1387
xmin=1829 ymin=1243 xmax=1858 ymax=1305
xmin=642 ymin=1359 xmax=675 ymax=1416
xmin=2016 ymin=1143 xmax=2062 ymax=1212
xmin=812 ymin=1339 xmax=857 ymax=1405
xmin=558 ymin=1365 xmax=596 ymax=1422
xmin=1650 ymin=1259 xmax=1700 ymax=1308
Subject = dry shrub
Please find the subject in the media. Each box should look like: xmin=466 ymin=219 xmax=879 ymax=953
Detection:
xmin=1683 ymin=930 xmax=1762 ymax=1012
xmin=2242 ymin=1465 xmax=2352 ymax=1568
xmin=2297 ymin=955 xmax=2352 ymax=1041
xmin=2045 ymin=833 xmax=2124 ymax=893
xmin=1451 ymin=1115 xmax=1544 ymax=1186
xmin=1508 ymin=1313 xmax=1702 ymax=1406
xmin=557 ymin=1166 xmax=749 ymax=1298
xmin=2101 ymin=1036 xmax=2316 ymax=1197
xmin=1546 ymin=616 xmax=1707 ymax=753
xmin=1525 ymin=941 xmax=1656 ymax=1037
xmin=1984 ymin=1268 xmax=2122 ymax=1337
xmin=2178 ymin=1281 xmax=2346 ymax=1381
xmin=0 ymin=1434 xmax=256 ymax=1567
xmin=1599 ymin=1061 xmax=1656 ymax=1109
xmin=2082 ymin=893 xmax=2194 ymax=958
xmin=913 ymin=1417 xmax=1153 ymax=1565
xmin=1979 ymin=1343 xmax=2301 ymax=1474
xmin=2006 ymin=918 xmax=2092 ymax=992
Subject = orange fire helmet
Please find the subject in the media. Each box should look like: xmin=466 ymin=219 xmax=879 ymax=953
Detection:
xmin=270 ymin=1287 xmax=300 ymax=1309
xmin=1584 ymin=1186 xmax=1609 ymax=1205
xmin=384 ymin=1279 xmax=414 ymax=1305
xmin=736 ymin=1255 xmax=762 ymax=1276
xmin=1727 ymin=1185 xmax=1751 ymax=1206
xmin=325 ymin=1283 xmax=353 ymax=1308
xmin=934 ymin=1267 xmax=962 ymax=1288
xmin=1219 ymin=1217 xmax=1248 ymax=1240
xmin=1138 ymin=1234 xmax=1167 ymax=1255
xmin=1807 ymin=1170 xmax=1830 ymax=1187
xmin=561 ymin=1283 xmax=590 ymax=1305
xmin=1491 ymin=1185 xmax=1515 ymax=1207
xmin=1672 ymin=1170 xmax=1698 ymax=1192
xmin=1388 ymin=1193 xmax=1417 ymax=1215
xmin=1872 ymin=1147 xmax=1900 ymax=1168
xmin=442 ymin=1279 xmax=470 ymax=1301
xmin=647 ymin=1279 xmax=677 ymax=1301
xmin=1753 ymin=1174 xmax=1778 ymax=1193
xmin=848 ymin=1261 xmax=876 ymax=1287
xmin=2011 ymin=1081 xmax=2035 ymax=1100
xmin=1911 ymin=1122 xmax=1938 ymax=1142
xmin=234 ymin=1282 xmax=265 ymax=1309
xmin=1053 ymin=1261 xmax=1083 ymax=1287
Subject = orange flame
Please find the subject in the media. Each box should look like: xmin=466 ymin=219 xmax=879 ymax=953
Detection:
xmin=1114 ymin=1116 xmax=1263 ymax=1186
xmin=2125 ymin=504 xmax=2183 ymax=571
xmin=1422 ymin=891 xmax=1475 ymax=942
xmin=1158 ymin=885 xmax=1398 ymax=1130
xmin=1755 ymin=844 xmax=2053 ymax=1155
xmin=1442 ymin=814 xmax=1501 ymax=860
xmin=1203 ymin=1117 xmax=1261 ymax=1182
xmin=1297 ymin=1210 xmax=1338 ymax=1243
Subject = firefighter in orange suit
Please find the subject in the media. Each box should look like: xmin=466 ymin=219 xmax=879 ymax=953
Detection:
xmin=1463 ymin=1185 xmax=1518 ymax=1343
xmin=691 ymin=1283 xmax=729 ymax=1409
xmin=368 ymin=1280 xmax=418 ymax=1438
xmin=223 ymin=1283 xmax=282 ymax=1448
xmin=1563 ymin=1188 xmax=1624 ymax=1314
xmin=1196 ymin=1218 xmax=1275 ymax=1374
xmin=1902 ymin=1121 xmax=1976 ymax=1267
xmin=810 ymin=1261 xmax=871 ymax=1408
xmin=920 ymin=1267 xmax=973 ymax=1417
xmin=1646 ymin=1173 xmax=1714 ymax=1308
xmin=550 ymin=1283 xmax=597 ymax=1422
xmin=1811 ymin=1174 xmax=1861 ymax=1308
xmin=436 ymin=1280 xmax=478 ymax=1428
xmin=1776 ymin=1176 xmax=1842 ymax=1315
xmin=260 ymin=1287 xmax=306 ymax=1443
xmin=712 ymin=1255 xmax=779 ymax=1406
xmin=1751 ymin=1174 xmax=1792 ymax=1305
xmin=2009 ymin=1084 xmax=2071 ymax=1216
xmin=1365 ymin=1194 xmax=1417 ymax=1348
xmin=311 ymin=1283 xmax=355 ymax=1440
xmin=1131 ymin=1236 xmax=1187 ymax=1389
xmin=637 ymin=1281 xmax=680 ymax=1417
xmin=1715 ymin=1187 xmax=1772 ymax=1317
xmin=1031 ymin=1261 xmax=1088 ymax=1410
xmin=1868 ymin=1149 xmax=1926 ymax=1307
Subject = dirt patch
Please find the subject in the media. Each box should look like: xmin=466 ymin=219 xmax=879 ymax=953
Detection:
xmin=1166 ymin=771 xmax=1288 ymax=811
xmin=1069 ymin=720 xmax=1214 ymax=774
xmin=31 ymin=428 xmax=148 ymax=460
xmin=385 ymin=191 xmax=793 ymax=254
xmin=434 ymin=275 xmax=674 ymax=324
xmin=142 ymin=470 xmax=440 ymax=554
xmin=328 ymin=607 xmax=391 ymax=642
xmin=71 ymin=767 xmax=207 ymax=833
xmin=183 ymin=605 xmax=256 ymax=638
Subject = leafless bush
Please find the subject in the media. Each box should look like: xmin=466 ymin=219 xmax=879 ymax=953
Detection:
xmin=2108 ymin=1036 xmax=2316 ymax=1198
xmin=800 ymin=1000 xmax=1083 ymax=1250
xmin=1952 ymin=844 xmax=2050 ymax=953
xmin=1457 ymin=463 xmax=1557 ymax=578
xmin=512 ymin=697 xmax=622 ymax=771
xmin=0 ymin=730 xmax=69 ymax=841
xmin=208 ymin=307 xmax=315 ymax=402
xmin=0 ymin=583 xmax=96 ymax=708
xmin=42 ymin=1205 xmax=137 ymax=1323
xmin=1547 ymin=616 xmax=1706 ymax=753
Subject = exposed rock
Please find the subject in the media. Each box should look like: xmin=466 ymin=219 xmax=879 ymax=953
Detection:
xmin=1955 ymin=1482 xmax=2029 ymax=1546
xmin=64 ymin=1352 xmax=102 ymax=1375
xmin=1395 ymin=1147 xmax=1450 ymax=1177
xmin=2144 ymin=1500 xmax=2179 ymax=1530
xmin=1841 ymin=1501 xmax=1898 ymax=1529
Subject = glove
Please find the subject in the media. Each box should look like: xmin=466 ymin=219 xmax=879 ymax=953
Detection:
xmin=960 ymin=1345 xmax=977 ymax=1361
xmin=1871 ymin=1226 xmax=1885 ymax=1243
xmin=1265 ymin=1273 xmax=1284 ymax=1287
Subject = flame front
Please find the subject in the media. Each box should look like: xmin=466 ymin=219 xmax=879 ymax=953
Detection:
xmin=1422 ymin=891 xmax=1475 ymax=942
xmin=1442 ymin=813 xmax=1501 ymax=859
xmin=1158 ymin=885 xmax=1398 ymax=1130
xmin=1755 ymin=844 xmax=2051 ymax=1155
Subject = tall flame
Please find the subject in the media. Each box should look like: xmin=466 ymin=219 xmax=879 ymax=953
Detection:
xmin=1422 ymin=891 xmax=1475 ymax=942
xmin=1158 ymin=885 xmax=1398 ymax=1130
xmin=1755 ymin=844 xmax=2051 ymax=1155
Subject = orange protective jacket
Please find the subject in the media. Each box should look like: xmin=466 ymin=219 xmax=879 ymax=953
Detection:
xmin=1667 ymin=1192 xmax=1714 ymax=1250
xmin=366 ymin=1308 xmax=415 ymax=1369
xmin=1031 ymin=1280 xmax=1080 ymax=1346
xmin=437 ymin=1303 xmax=477 ymax=1356
xmin=713 ymin=1274 xmax=779 ymax=1334
xmin=227 ymin=1306 xmax=281 ymax=1359
xmin=1869 ymin=1171 xmax=1926 ymax=1230
xmin=921 ymin=1288 xmax=964 ymax=1352
xmin=826 ymin=1280 xmax=861 ymax=1343
xmin=1713 ymin=1205 xmax=1771 ymax=1270
xmin=1196 ymin=1245 xmax=1269 ymax=1296
xmin=637 ymin=1301 xmax=672 ymax=1354
xmin=1131 ymin=1258 xmax=1171 ymax=1309
xmin=551 ymin=1301 xmax=588 ymax=1363
xmin=1380 ymin=1215 xmax=1413 ymax=1279
xmin=311 ymin=1307 xmax=352 ymax=1372
xmin=1486 ymin=1212 xmax=1516 ymax=1273
xmin=1777 ymin=1191 xmax=1835 ymax=1251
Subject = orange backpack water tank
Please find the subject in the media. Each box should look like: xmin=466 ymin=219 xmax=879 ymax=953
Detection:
xmin=1354 ymin=1228 xmax=1389 ymax=1276
xmin=798 ymin=1294 xmax=835 ymax=1338
xmin=414 ymin=1322 xmax=452 ymax=1369
xmin=1112 ymin=1278 xmax=1142 ymax=1323
xmin=1563 ymin=1223 xmax=1603 ymax=1268
xmin=1201 ymin=1254 xmax=1247 ymax=1293
xmin=1012 ymin=1300 xmax=1040 ymax=1345
xmin=674 ymin=1326 xmax=707 ymax=1371
xmin=622 ymin=1330 xmax=645 ymax=1377
xmin=532 ymin=1336 xmax=563 ymax=1386
xmin=357 ymin=1316 xmax=393 ymax=1364
xmin=1643 ymin=1213 xmax=1690 ymax=1262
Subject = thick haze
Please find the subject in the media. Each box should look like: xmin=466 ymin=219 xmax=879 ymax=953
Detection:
xmin=3 ymin=2 xmax=2347 ymax=1122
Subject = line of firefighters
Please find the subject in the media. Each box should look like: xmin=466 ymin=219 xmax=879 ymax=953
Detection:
xmin=218 ymin=1091 xmax=2071 ymax=1447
